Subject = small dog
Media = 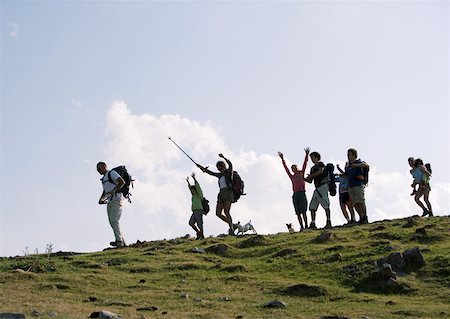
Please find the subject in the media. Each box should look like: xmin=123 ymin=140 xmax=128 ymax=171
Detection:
xmin=233 ymin=220 xmax=257 ymax=235
xmin=286 ymin=223 xmax=295 ymax=233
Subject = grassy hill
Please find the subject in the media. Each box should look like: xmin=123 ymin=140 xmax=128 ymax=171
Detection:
xmin=1 ymin=216 xmax=449 ymax=319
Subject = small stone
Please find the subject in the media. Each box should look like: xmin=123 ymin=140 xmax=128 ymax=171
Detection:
xmin=193 ymin=298 xmax=202 ymax=302
xmin=219 ymin=296 xmax=230 ymax=301
xmin=31 ymin=310 xmax=41 ymax=317
xmin=263 ymin=300 xmax=287 ymax=308
xmin=180 ymin=294 xmax=189 ymax=299
xmin=385 ymin=300 xmax=396 ymax=306
xmin=191 ymin=247 xmax=206 ymax=254
xmin=139 ymin=279 xmax=146 ymax=283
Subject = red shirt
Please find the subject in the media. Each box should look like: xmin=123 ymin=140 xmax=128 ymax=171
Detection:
xmin=282 ymin=153 xmax=308 ymax=192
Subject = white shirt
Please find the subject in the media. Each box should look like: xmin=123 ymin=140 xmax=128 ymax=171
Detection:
xmin=218 ymin=175 xmax=228 ymax=189
xmin=102 ymin=170 xmax=123 ymax=201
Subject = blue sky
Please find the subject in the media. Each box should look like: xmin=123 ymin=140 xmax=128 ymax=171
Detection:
xmin=1 ymin=1 xmax=449 ymax=257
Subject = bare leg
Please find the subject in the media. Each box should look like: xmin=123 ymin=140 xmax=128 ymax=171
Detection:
xmin=340 ymin=202 xmax=350 ymax=222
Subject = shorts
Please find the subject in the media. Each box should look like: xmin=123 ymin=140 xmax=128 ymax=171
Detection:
xmin=309 ymin=183 xmax=330 ymax=211
xmin=348 ymin=186 xmax=365 ymax=204
xmin=217 ymin=187 xmax=234 ymax=204
xmin=292 ymin=191 xmax=307 ymax=215
xmin=189 ymin=210 xmax=204 ymax=228
xmin=339 ymin=192 xmax=350 ymax=204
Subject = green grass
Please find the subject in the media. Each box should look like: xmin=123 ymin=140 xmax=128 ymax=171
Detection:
xmin=1 ymin=216 xmax=449 ymax=318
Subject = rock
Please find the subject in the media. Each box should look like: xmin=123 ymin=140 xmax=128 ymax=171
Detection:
xmin=219 ymin=296 xmax=230 ymax=301
xmin=48 ymin=311 xmax=58 ymax=317
xmin=191 ymin=247 xmax=206 ymax=254
xmin=386 ymin=252 xmax=406 ymax=270
xmin=0 ymin=314 xmax=26 ymax=319
xmin=385 ymin=300 xmax=396 ymax=306
xmin=263 ymin=300 xmax=287 ymax=308
xmin=371 ymin=225 xmax=386 ymax=231
xmin=180 ymin=294 xmax=189 ymax=299
xmin=320 ymin=316 xmax=351 ymax=319
xmin=31 ymin=310 xmax=41 ymax=317
xmin=206 ymin=244 xmax=231 ymax=256
xmin=193 ymin=298 xmax=202 ymax=302
xmin=386 ymin=277 xmax=399 ymax=287
xmin=317 ymin=231 xmax=333 ymax=242
xmin=403 ymin=247 xmax=425 ymax=271
xmin=89 ymin=310 xmax=123 ymax=319
xmin=139 ymin=279 xmax=146 ymax=283
xmin=380 ymin=263 xmax=397 ymax=279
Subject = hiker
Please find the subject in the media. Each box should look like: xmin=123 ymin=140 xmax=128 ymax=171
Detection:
xmin=97 ymin=162 xmax=126 ymax=247
xmin=186 ymin=172 xmax=205 ymax=239
xmin=408 ymin=157 xmax=418 ymax=195
xmin=345 ymin=149 xmax=369 ymax=224
xmin=410 ymin=158 xmax=433 ymax=217
xmin=197 ymin=154 xmax=235 ymax=235
xmin=337 ymin=163 xmax=356 ymax=225
xmin=304 ymin=151 xmax=331 ymax=229
xmin=278 ymin=147 xmax=310 ymax=231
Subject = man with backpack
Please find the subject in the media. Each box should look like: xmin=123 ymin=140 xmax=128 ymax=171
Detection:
xmin=97 ymin=162 xmax=126 ymax=247
xmin=345 ymin=149 xmax=369 ymax=224
xmin=305 ymin=151 xmax=332 ymax=229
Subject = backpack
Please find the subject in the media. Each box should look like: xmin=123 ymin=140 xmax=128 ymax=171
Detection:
xmin=425 ymin=163 xmax=432 ymax=175
xmin=325 ymin=163 xmax=337 ymax=196
xmin=201 ymin=197 xmax=210 ymax=214
xmin=108 ymin=166 xmax=134 ymax=203
xmin=231 ymin=171 xmax=245 ymax=203
xmin=361 ymin=164 xmax=369 ymax=186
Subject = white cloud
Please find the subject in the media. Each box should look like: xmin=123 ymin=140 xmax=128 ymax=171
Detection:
xmin=9 ymin=23 xmax=19 ymax=39
xmin=70 ymin=98 xmax=82 ymax=107
xmin=104 ymin=101 xmax=450 ymax=242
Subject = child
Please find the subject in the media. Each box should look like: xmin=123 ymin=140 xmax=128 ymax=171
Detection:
xmin=408 ymin=157 xmax=418 ymax=195
xmin=186 ymin=172 xmax=205 ymax=239
xmin=337 ymin=163 xmax=356 ymax=225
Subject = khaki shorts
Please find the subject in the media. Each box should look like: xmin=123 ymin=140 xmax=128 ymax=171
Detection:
xmin=217 ymin=188 xmax=234 ymax=204
xmin=348 ymin=186 xmax=365 ymax=204
xmin=309 ymin=183 xmax=330 ymax=211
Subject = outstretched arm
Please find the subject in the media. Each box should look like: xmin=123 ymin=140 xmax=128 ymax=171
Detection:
xmin=301 ymin=147 xmax=310 ymax=173
xmin=278 ymin=152 xmax=292 ymax=177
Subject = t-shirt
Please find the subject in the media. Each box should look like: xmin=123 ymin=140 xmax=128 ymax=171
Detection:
xmin=346 ymin=159 xmax=365 ymax=187
xmin=310 ymin=162 xmax=326 ymax=188
xmin=102 ymin=170 xmax=123 ymax=201
xmin=339 ymin=175 xmax=350 ymax=193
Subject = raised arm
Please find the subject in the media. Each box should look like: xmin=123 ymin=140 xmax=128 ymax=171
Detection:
xmin=219 ymin=153 xmax=233 ymax=172
xmin=278 ymin=152 xmax=292 ymax=177
xmin=301 ymin=147 xmax=310 ymax=173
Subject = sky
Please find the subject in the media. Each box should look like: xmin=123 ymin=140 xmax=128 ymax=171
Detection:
xmin=0 ymin=1 xmax=449 ymax=257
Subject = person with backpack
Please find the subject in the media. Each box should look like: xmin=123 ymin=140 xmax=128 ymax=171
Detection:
xmin=336 ymin=163 xmax=356 ymax=225
xmin=97 ymin=162 xmax=126 ymax=247
xmin=345 ymin=149 xmax=369 ymax=224
xmin=278 ymin=147 xmax=310 ymax=231
xmin=186 ymin=172 xmax=206 ymax=240
xmin=305 ymin=151 xmax=332 ymax=229
xmin=410 ymin=158 xmax=433 ymax=217
xmin=197 ymin=154 xmax=236 ymax=235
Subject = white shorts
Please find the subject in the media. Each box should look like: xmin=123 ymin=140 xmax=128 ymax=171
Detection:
xmin=309 ymin=183 xmax=330 ymax=211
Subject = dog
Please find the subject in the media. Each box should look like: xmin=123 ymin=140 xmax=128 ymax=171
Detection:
xmin=233 ymin=220 xmax=257 ymax=235
xmin=286 ymin=223 xmax=295 ymax=233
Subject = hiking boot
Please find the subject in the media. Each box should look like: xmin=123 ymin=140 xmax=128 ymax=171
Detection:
xmin=410 ymin=190 xmax=417 ymax=196
xmin=421 ymin=210 xmax=429 ymax=217
xmin=324 ymin=220 xmax=332 ymax=229
xmin=110 ymin=241 xmax=126 ymax=247
xmin=228 ymin=228 xmax=235 ymax=236
xmin=347 ymin=219 xmax=357 ymax=225
xmin=309 ymin=222 xmax=317 ymax=230
xmin=358 ymin=216 xmax=368 ymax=224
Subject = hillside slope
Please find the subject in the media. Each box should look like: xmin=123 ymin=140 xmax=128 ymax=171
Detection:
xmin=1 ymin=216 xmax=449 ymax=319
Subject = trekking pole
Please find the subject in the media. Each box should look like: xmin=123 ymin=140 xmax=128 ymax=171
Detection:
xmin=168 ymin=136 xmax=198 ymax=165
